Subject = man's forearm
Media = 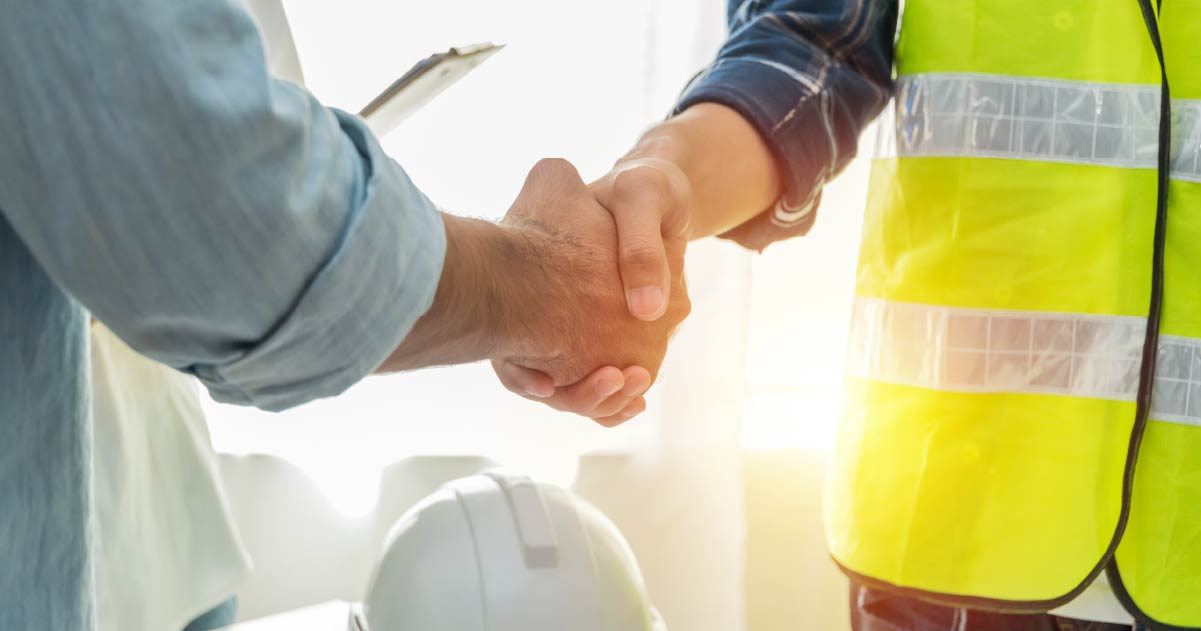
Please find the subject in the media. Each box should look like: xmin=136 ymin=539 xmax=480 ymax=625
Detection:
xmin=377 ymin=214 xmax=514 ymax=372
xmin=621 ymin=103 xmax=783 ymax=240
xmin=376 ymin=158 xmax=688 ymax=394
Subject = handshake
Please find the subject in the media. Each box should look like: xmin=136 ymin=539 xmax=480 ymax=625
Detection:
xmin=382 ymin=155 xmax=693 ymax=426
xmin=380 ymin=102 xmax=778 ymax=423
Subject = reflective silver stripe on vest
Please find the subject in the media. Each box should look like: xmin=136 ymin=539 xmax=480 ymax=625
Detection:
xmin=847 ymin=297 xmax=1201 ymax=426
xmin=875 ymin=73 xmax=1201 ymax=183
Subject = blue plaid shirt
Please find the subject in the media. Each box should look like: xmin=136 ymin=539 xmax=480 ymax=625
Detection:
xmin=678 ymin=0 xmax=898 ymax=250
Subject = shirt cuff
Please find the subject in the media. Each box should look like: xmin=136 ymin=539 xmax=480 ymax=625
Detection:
xmin=194 ymin=111 xmax=446 ymax=411
xmin=676 ymin=59 xmax=831 ymax=251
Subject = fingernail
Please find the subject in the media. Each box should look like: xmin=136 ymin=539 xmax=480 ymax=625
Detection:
xmin=524 ymin=383 xmax=553 ymax=398
xmin=596 ymin=377 xmax=623 ymax=397
xmin=627 ymin=286 xmax=664 ymax=319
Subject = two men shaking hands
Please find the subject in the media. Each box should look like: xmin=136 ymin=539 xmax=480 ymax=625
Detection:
xmin=380 ymin=102 xmax=784 ymax=425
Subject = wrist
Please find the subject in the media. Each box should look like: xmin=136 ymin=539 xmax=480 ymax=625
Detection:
xmin=488 ymin=216 xmax=572 ymax=362
xmin=379 ymin=214 xmax=515 ymax=371
xmin=624 ymin=102 xmax=783 ymax=239
xmin=619 ymin=124 xmax=695 ymax=189
xmin=622 ymin=103 xmax=728 ymax=180
xmin=440 ymin=214 xmax=509 ymax=357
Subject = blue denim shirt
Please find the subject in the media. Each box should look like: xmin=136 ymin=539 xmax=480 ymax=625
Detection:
xmin=678 ymin=0 xmax=897 ymax=250
xmin=0 ymin=1 xmax=446 ymax=412
xmin=0 ymin=1 xmax=443 ymax=628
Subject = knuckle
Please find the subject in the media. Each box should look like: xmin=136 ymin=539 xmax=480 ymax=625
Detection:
xmin=661 ymin=292 xmax=691 ymax=326
xmin=620 ymin=242 xmax=663 ymax=269
xmin=589 ymin=403 xmax=622 ymax=420
xmin=492 ymin=367 xmax=522 ymax=392
xmin=530 ymin=158 xmax=579 ymax=185
xmin=613 ymin=167 xmax=671 ymax=204
xmin=576 ymin=388 xmax=608 ymax=412
xmin=676 ymin=293 xmax=693 ymax=319
xmin=594 ymin=415 xmax=627 ymax=428
xmin=533 ymin=157 xmax=572 ymax=172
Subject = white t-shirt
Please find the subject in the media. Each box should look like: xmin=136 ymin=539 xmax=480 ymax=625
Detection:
xmin=1050 ymin=572 xmax=1133 ymax=624
xmin=90 ymin=324 xmax=254 ymax=631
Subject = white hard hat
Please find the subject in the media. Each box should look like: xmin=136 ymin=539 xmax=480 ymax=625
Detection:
xmin=350 ymin=471 xmax=666 ymax=631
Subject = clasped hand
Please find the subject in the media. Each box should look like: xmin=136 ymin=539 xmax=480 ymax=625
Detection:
xmin=491 ymin=158 xmax=691 ymax=426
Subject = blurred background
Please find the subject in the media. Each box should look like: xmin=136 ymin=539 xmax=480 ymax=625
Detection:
xmin=201 ymin=1 xmax=876 ymax=629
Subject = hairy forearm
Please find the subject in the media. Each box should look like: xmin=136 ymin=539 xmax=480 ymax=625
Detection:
xmin=376 ymin=214 xmax=515 ymax=372
xmin=375 ymin=158 xmax=688 ymax=415
xmin=621 ymin=103 xmax=783 ymax=240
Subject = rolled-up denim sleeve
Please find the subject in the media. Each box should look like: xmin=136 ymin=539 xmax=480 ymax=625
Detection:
xmin=0 ymin=1 xmax=445 ymax=410
xmin=677 ymin=0 xmax=897 ymax=250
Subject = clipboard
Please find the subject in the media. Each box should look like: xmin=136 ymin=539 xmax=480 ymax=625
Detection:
xmin=358 ymin=42 xmax=504 ymax=138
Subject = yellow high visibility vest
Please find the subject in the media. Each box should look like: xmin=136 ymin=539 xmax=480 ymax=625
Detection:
xmin=824 ymin=2 xmax=1201 ymax=629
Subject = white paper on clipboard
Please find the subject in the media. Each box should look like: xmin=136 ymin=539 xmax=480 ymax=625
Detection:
xmin=358 ymin=42 xmax=504 ymax=138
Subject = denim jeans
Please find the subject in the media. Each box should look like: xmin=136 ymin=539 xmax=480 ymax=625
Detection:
xmin=183 ymin=597 xmax=238 ymax=631
xmin=0 ymin=216 xmax=92 ymax=630
xmin=851 ymin=583 xmax=1142 ymax=631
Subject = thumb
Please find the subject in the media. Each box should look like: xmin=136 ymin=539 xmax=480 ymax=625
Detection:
xmin=595 ymin=160 xmax=691 ymax=321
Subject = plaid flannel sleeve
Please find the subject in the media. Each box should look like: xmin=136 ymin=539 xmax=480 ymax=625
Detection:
xmin=677 ymin=0 xmax=898 ymax=250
